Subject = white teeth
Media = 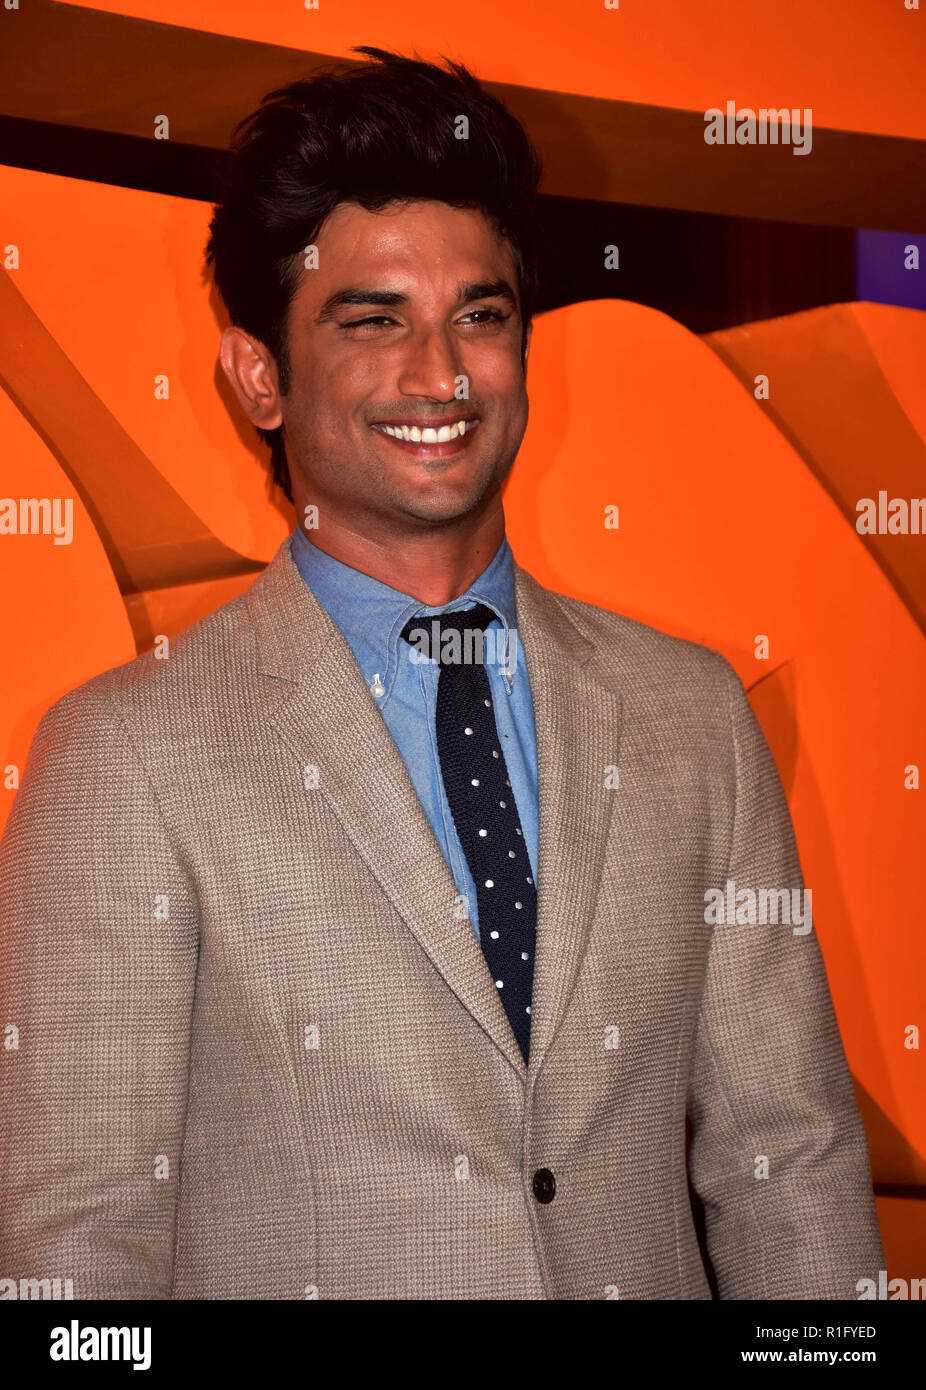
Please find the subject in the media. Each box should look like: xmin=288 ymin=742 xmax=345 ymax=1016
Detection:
xmin=379 ymin=419 xmax=472 ymax=442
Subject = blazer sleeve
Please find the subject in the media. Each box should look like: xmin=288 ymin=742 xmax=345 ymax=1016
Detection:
xmin=0 ymin=682 xmax=199 ymax=1300
xmin=685 ymin=656 xmax=885 ymax=1300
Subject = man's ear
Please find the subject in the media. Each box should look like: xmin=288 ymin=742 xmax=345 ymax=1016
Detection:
xmin=219 ymin=326 xmax=283 ymax=430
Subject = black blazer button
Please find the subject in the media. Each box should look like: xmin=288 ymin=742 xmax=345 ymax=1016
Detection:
xmin=532 ymin=1168 xmax=556 ymax=1204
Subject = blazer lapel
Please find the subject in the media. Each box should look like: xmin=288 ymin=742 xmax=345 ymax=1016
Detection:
xmin=245 ymin=539 xmax=525 ymax=1077
xmin=243 ymin=539 xmax=622 ymax=1085
xmin=512 ymin=565 xmax=624 ymax=1081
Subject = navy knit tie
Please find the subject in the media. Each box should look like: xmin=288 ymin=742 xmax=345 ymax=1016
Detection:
xmin=400 ymin=603 xmax=537 ymax=1063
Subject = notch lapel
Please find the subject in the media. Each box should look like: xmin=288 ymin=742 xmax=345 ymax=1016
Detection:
xmin=512 ymin=565 xmax=623 ymax=1081
xmin=245 ymin=539 xmax=525 ymax=1078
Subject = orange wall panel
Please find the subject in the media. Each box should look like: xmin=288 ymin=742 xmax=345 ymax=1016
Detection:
xmin=62 ymin=0 xmax=926 ymax=141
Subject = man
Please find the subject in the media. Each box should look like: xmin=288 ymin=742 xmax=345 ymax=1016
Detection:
xmin=0 ymin=47 xmax=883 ymax=1300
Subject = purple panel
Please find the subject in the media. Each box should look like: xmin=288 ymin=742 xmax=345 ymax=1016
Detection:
xmin=855 ymin=229 xmax=926 ymax=309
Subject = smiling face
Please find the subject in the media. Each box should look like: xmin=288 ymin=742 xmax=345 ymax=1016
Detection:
xmin=274 ymin=199 xmax=531 ymax=545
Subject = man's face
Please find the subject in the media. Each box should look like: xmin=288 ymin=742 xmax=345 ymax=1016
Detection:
xmin=277 ymin=199 xmax=531 ymax=537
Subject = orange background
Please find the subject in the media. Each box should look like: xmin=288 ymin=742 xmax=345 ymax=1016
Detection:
xmin=64 ymin=0 xmax=926 ymax=141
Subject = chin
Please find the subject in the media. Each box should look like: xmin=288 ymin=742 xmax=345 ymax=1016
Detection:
xmin=399 ymin=488 xmax=491 ymax=525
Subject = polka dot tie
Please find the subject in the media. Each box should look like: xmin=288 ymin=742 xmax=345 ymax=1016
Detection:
xmin=400 ymin=603 xmax=537 ymax=1063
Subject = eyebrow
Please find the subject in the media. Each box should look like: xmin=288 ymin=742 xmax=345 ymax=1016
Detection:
xmin=314 ymin=279 xmax=518 ymax=325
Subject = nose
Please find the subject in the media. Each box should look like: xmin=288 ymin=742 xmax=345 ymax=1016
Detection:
xmin=395 ymin=325 xmax=463 ymax=401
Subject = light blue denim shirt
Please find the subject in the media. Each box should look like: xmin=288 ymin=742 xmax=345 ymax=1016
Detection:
xmin=289 ymin=527 xmax=539 ymax=942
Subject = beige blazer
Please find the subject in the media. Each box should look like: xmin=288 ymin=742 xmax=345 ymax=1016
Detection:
xmin=0 ymin=537 xmax=884 ymax=1299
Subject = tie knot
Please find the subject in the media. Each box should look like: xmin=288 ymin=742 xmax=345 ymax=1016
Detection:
xmin=400 ymin=602 xmax=499 ymax=664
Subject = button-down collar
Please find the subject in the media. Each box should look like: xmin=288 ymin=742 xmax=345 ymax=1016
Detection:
xmin=289 ymin=526 xmax=520 ymax=704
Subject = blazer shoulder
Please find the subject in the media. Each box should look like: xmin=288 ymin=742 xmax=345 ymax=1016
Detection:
xmin=40 ymin=580 xmax=258 ymax=735
xmin=528 ymin=577 xmax=737 ymax=698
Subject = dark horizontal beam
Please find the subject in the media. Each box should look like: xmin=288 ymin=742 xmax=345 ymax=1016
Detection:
xmin=0 ymin=116 xmax=225 ymax=202
xmin=0 ymin=0 xmax=924 ymax=232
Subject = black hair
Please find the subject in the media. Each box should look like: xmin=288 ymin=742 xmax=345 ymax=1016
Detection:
xmin=205 ymin=45 xmax=543 ymax=503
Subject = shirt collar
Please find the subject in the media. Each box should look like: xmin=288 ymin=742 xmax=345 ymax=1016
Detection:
xmin=289 ymin=525 xmax=519 ymax=701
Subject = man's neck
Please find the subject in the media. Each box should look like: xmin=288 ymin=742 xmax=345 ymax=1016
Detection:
xmin=296 ymin=511 xmax=507 ymax=607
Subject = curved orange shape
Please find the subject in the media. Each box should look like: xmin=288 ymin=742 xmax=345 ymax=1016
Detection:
xmin=505 ymin=298 xmax=926 ymax=1185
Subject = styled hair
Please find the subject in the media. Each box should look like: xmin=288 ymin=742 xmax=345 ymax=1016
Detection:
xmin=205 ymin=45 xmax=543 ymax=503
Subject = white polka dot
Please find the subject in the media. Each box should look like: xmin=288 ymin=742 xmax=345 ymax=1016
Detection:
xmin=490 ymin=930 xmax=499 ymax=939
xmin=526 ymin=876 xmax=533 ymax=885
xmin=508 ymin=850 xmax=515 ymax=858
xmin=526 ymin=1006 xmax=531 ymax=1015
xmin=495 ymin=979 xmax=504 ymax=989
xmin=485 ymin=879 xmax=494 ymax=888
xmin=471 ymin=778 xmax=480 ymax=787
xmin=478 ymin=828 xmax=487 ymax=837
xmin=515 ymin=828 xmax=522 ymax=836
xmin=515 ymin=901 xmax=522 ymax=909
xmin=464 ymin=726 xmax=473 ymax=735
xmin=499 ymin=800 xmax=506 ymax=808
xmin=492 ymin=749 xmax=499 ymax=758
xmin=521 ymin=951 xmax=529 ymax=960
xmin=484 ymin=699 xmax=491 ymax=707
